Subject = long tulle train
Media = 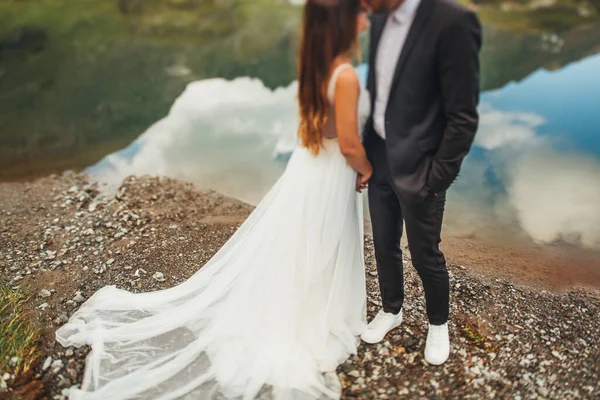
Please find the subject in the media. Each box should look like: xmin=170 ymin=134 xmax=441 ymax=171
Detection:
xmin=56 ymin=139 xmax=367 ymax=400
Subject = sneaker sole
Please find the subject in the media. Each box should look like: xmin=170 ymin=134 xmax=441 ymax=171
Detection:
xmin=424 ymin=353 xmax=449 ymax=366
xmin=360 ymin=317 xmax=403 ymax=344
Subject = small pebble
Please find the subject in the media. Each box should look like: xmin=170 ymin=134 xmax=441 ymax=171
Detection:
xmin=42 ymin=356 xmax=53 ymax=371
xmin=152 ymin=272 xmax=166 ymax=282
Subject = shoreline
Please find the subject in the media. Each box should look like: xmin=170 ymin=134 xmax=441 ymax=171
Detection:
xmin=6 ymin=171 xmax=600 ymax=292
xmin=1 ymin=173 xmax=599 ymax=399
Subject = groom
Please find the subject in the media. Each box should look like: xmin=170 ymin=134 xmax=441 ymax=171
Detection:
xmin=361 ymin=0 xmax=481 ymax=365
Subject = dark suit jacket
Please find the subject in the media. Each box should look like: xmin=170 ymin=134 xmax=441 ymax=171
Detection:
xmin=365 ymin=0 xmax=482 ymax=203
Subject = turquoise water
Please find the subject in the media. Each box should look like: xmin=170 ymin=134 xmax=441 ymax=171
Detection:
xmin=2 ymin=2 xmax=599 ymax=249
xmin=453 ymin=54 xmax=600 ymax=247
xmin=89 ymin=50 xmax=600 ymax=249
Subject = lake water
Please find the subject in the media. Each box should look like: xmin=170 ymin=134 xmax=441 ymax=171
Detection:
xmin=1 ymin=1 xmax=599 ymax=250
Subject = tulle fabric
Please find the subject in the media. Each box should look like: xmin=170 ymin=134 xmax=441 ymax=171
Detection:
xmin=56 ymin=138 xmax=367 ymax=400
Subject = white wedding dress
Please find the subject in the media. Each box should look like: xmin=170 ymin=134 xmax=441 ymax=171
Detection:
xmin=56 ymin=64 xmax=371 ymax=400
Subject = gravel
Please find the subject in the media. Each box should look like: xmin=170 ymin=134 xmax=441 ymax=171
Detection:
xmin=1 ymin=173 xmax=599 ymax=399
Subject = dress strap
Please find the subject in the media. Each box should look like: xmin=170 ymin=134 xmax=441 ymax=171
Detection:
xmin=327 ymin=63 xmax=354 ymax=103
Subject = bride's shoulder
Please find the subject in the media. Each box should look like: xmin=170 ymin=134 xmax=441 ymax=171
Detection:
xmin=334 ymin=67 xmax=360 ymax=92
xmin=328 ymin=63 xmax=360 ymax=103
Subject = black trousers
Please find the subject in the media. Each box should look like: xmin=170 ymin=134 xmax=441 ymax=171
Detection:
xmin=367 ymin=135 xmax=449 ymax=325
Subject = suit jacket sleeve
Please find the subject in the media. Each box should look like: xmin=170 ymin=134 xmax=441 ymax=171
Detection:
xmin=428 ymin=11 xmax=482 ymax=193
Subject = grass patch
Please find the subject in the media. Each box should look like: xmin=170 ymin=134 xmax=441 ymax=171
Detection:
xmin=0 ymin=285 xmax=41 ymax=377
xmin=462 ymin=322 xmax=488 ymax=345
xmin=460 ymin=318 xmax=500 ymax=353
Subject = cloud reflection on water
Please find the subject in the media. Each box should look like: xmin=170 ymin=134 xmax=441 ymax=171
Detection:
xmin=452 ymin=102 xmax=600 ymax=248
xmin=90 ymin=60 xmax=600 ymax=249
xmin=89 ymin=77 xmax=299 ymax=203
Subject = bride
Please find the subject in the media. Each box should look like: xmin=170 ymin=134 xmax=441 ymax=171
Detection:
xmin=56 ymin=1 xmax=373 ymax=399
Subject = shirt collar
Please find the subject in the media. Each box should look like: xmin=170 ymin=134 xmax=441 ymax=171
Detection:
xmin=391 ymin=0 xmax=421 ymax=24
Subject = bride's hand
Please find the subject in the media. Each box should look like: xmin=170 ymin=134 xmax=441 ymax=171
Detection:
xmin=356 ymin=167 xmax=372 ymax=193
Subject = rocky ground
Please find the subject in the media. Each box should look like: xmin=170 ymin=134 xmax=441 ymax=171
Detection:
xmin=0 ymin=173 xmax=599 ymax=399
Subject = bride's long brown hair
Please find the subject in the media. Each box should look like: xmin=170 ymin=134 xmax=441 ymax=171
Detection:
xmin=297 ymin=0 xmax=361 ymax=155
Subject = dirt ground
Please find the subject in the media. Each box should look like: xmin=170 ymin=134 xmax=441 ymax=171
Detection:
xmin=1 ymin=173 xmax=598 ymax=399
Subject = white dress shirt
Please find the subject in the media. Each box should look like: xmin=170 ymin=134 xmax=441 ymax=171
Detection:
xmin=373 ymin=0 xmax=421 ymax=139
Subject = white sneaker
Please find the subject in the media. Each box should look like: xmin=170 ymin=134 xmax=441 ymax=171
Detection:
xmin=424 ymin=323 xmax=450 ymax=365
xmin=360 ymin=309 xmax=403 ymax=344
